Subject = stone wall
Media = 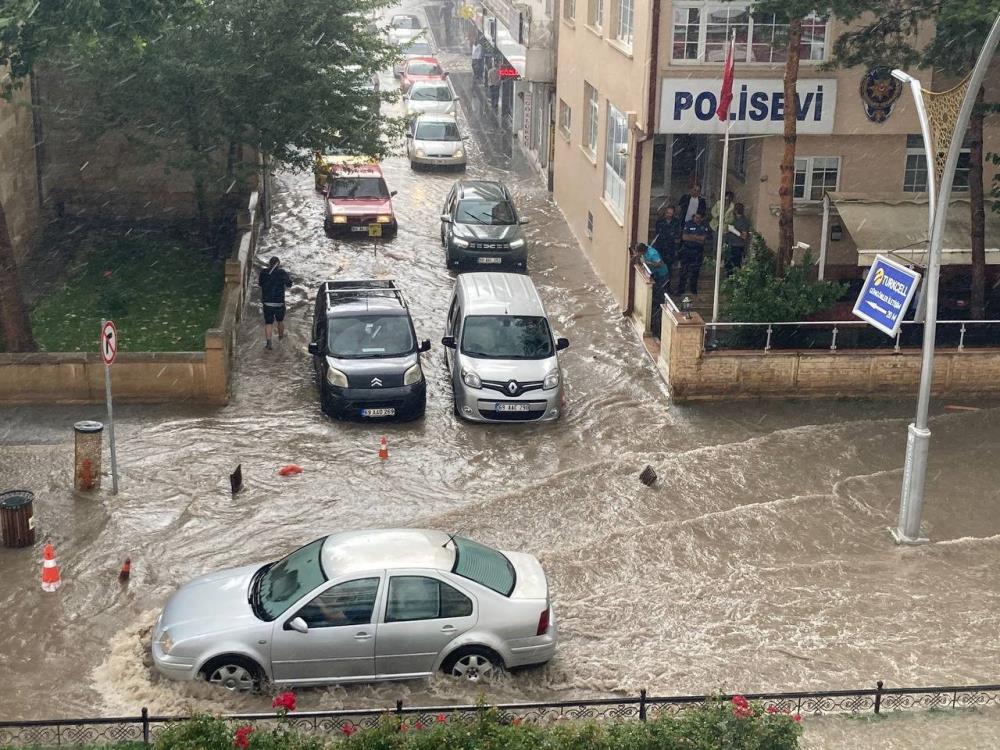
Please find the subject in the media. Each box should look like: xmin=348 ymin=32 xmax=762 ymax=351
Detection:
xmin=658 ymin=306 xmax=1000 ymax=400
xmin=0 ymin=78 xmax=42 ymax=264
xmin=0 ymin=190 xmax=260 ymax=405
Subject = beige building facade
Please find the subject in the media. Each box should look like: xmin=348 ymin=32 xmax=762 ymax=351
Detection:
xmin=554 ymin=1 xmax=1000 ymax=308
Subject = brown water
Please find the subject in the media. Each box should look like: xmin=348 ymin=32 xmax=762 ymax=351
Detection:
xmin=2 ymin=8 xmax=1000 ymax=745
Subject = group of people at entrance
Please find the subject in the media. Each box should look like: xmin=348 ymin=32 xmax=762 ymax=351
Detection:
xmin=634 ymin=183 xmax=752 ymax=337
xmin=471 ymin=37 xmax=502 ymax=113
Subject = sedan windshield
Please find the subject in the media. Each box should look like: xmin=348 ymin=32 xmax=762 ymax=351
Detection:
xmin=392 ymin=15 xmax=421 ymax=28
xmin=255 ymin=537 xmax=327 ymax=621
xmin=410 ymin=85 xmax=452 ymax=102
xmin=451 ymin=536 xmax=515 ymax=596
xmin=461 ymin=315 xmax=554 ymax=359
xmin=455 ymin=199 xmax=515 ymax=225
xmin=329 ymin=177 xmax=389 ymax=199
xmin=407 ymin=62 xmax=442 ymax=76
xmin=328 ymin=314 xmax=414 ymax=358
xmin=415 ymin=121 xmax=460 ymax=141
xmin=403 ymin=42 xmax=433 ymax=56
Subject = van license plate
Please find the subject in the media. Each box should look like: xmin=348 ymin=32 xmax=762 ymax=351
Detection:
xmin=478 ymin=257 xmax=502 ymax=264
xmin=361 ymin=408 xmax=396 ymax=417
xmin=495 ymin=403 xmax=531 ymax=412
xmin=351 ymin=225 xmax=368 ymax=232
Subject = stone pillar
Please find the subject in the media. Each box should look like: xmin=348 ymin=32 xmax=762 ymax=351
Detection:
xmin=631 ymin=265 xmax=654 ymax=335
xmin=658 ymin=307 xmax=705 ymax=399
xmin=204 ymin=329 xmax=229 ymax=405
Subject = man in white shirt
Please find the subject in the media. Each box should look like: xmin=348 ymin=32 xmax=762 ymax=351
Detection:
xmin=472 ymin=40 xmax=484 ymax=81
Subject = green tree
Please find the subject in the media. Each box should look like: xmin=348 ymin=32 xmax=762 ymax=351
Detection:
xmin=0 ymin=0 xmax=200 ymax=351
xmin=50 ymin=0 xmax=400 ymax=240
xmin=833 ymin=0 xmax=1000 ymax=318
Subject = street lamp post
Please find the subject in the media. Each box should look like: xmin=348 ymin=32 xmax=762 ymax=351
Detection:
xmin=891 ymin=70 xmax=936 ymax=268
xmin=891 ymin=12 xmax=1000 ymax=545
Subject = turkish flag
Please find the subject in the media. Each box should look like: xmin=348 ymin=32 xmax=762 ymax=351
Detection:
xmin=716 ymin=37 xmax=735 ymax=122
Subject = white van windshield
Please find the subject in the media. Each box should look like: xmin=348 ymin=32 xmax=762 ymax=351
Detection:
xmin=461 ymin=315 xmax=553 ymax=359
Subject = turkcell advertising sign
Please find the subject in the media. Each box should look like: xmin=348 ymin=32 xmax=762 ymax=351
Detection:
xmin=658 ymin=78 xmax=837 ymax=135
xmin=852 ymin=255 xmax=922 ymax=337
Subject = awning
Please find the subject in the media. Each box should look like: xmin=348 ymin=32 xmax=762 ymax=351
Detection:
xmin=827 ymin=192 xmax=1000 ymax=266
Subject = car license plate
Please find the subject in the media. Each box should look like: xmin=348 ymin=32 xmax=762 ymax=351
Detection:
xmin=361 ymin=407 xmax=396 ymax=417
xmin=350 ymin=225 xmax=368 ymax=233
xmin=495 ymin=403 xmax=531 ymax=412
xmin=478 ymin=257 xmax=502 ymax=264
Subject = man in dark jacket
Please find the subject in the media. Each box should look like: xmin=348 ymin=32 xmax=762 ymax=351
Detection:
xmin=677 ymin=213 xmax=709 ymax=294
xmin=678 ymin=184 xmax=707 ymax=225
xmin=651 ymin=204 xmax=682 ymax=292
xmin=259 ymin=256 xmax=292 ymax=350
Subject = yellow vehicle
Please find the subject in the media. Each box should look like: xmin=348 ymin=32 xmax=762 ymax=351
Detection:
xmin=313 ymin=151 xmax=378 ymax=191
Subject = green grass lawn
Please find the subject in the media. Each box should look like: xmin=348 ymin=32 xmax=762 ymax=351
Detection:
xmin=28 ymin=229 xmax=224 ymax=353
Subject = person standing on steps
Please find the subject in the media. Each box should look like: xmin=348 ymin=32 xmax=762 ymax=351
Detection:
xmin=725 ymin=203 xmax=752 ymax=275
xmin=678 ymin=183 xmax=707 ymax=224
xmin=472 ymin=38 xmax=484 ymax=82
xmin=678 ymin=213 xmax=709 ymax=295
xmin=487 ymin=63 xmax=501 ymax=113
xmin=259 ymin=256 xmax=292 ymax=350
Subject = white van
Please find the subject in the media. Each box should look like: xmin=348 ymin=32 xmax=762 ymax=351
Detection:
xmin=442 ymin=273 xmax=568 ymax=422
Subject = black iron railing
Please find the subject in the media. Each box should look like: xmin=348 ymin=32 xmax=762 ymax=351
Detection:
xmin=2 ymin=682 xmax=999 ymax=747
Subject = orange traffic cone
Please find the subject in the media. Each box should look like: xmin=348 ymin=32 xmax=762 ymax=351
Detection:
xmin=378 ymin=436 xmax=389 ymax=460
xmin=119 ymin=557 xmax=132 ymax=583
xmin=41 ymin=543 xmax=61 ymax=592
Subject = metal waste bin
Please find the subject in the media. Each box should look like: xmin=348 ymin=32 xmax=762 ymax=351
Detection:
xmin=0 ymin=490 xmax=35 ymax=548
xmin=74 ymin=420 xmax=104 ymax=491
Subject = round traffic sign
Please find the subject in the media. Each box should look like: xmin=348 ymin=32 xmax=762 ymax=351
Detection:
xmin=100 ymin=320 xmax=118 ymax=365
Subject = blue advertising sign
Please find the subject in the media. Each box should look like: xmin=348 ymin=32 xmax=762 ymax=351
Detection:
xmin=852 ymin=255 xmax=922 ymax=337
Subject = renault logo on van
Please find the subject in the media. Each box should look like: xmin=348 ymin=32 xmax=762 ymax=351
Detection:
xmin=371 ymin=377 xmax=383 ymax=387
xmin=507 ymin=380 xmax=518 ymax=395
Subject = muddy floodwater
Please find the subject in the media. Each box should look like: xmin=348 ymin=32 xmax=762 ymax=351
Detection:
xmin=2 ymin=6 xmax=1000 ymax=746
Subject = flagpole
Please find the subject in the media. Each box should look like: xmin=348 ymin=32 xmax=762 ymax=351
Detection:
xmin=711 ymin=33 xmax=736 ymax=325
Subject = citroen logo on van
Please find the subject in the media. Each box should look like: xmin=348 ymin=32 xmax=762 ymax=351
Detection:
xmin=507 ymin=380 xmax=518 ymax=395
xmin=371 ymin=377 xmax=383 ymax=387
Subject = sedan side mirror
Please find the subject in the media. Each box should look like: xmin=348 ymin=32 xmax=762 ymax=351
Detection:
xmin=556 ymin=337 xmax=570 ymax=351
xmin=308 ymin=342 xmax=319 ymax=355
xmin=405 ymin=132 xmax=413 ymax=138
xmin=419 ymin=339 xmax=432 ymax=352
xmin=286 ymin=617 xmax=309 ymax=634
xmin=441 ymin=335 xmax=456 ymax=349
xmin=519 ymin=217 xmax=530 ymax=225
xmin=440 ymin=214 xmax=452 ymax=223
xmin=390 ymin=190 xmax=398 ymax=197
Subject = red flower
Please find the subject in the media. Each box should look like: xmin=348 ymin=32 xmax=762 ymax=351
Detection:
xmin=233 ymin=725 xmax=255 ymax=749
xmin=272 ymin=691 xmax=296 ymax=712
xmin=414 ymin=721 xmax=425 ymax=730
xmin=512 ymin=718 xmax=522 ymax=726
xmin=731 ymin=695 xmax=750 ymax=710
xmin=436 ymin=713 xmax=447 ymax=723
xmin=400 ymin=722 xmax=409 ymax=732
xmin=103 ymin=270 xmax=114 ymax=279
xmin=341 ymin=724 xmax=357 ymax=736
xmin=766 ymin=705 xmax=779 ymax=714
xmin=793 ymin=713 xmax=802 ymax=723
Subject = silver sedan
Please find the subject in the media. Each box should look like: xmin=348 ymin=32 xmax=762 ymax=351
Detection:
xmin=151 ymin=529 xmax=556 ymax=691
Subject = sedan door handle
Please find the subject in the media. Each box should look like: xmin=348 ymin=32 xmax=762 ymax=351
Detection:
xmin=354 ymin=631 xmax=373 ymax=640
xmin=441 ymin=625 xmax=456 ymax=633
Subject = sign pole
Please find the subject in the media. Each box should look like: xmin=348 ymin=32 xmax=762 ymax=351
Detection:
xmin=100 ymin=319 xmax=119 ymax=495
xmin=892 ymin=12 xmax=1000 ymax=544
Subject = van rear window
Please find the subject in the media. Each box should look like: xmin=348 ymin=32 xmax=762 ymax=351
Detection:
xmin=452 ymin=536 xmax=515 ymax=596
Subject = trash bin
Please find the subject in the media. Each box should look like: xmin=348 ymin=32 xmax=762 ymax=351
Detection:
xmin=74 ymin=420 xmax=104 ymax=491
xmin=0 ymin=490 xmax=35 ymax=548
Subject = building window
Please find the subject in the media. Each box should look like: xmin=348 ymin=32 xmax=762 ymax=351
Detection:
xmin=586 ymin=210 xmax=594 ymax=238
xmin=588 ymin=0 xmax=603 ymax=28
xmin=558 ymin=99 xmax=572 ymax=135
xmin=793 ymin=156 xmax=840 ymax=201
xmin=584 ymin=82 xmax=599 ymax=154
xmin=903 ymin=134 xmax=970 ymax=192
xmin=604 ymin=103 xmax=628 ymax=217
xmin=671 ymin=2 xmax=828 ymax=64
xmin=564 ymin=0 xmax=575 ymax=20
xmin=613 ymin=0 xmax=634 ymax=47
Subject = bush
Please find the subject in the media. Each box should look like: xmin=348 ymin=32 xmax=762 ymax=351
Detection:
xmin=149 ymin=694 xmax=802 ymax=750
xmin=722 ymin=235 xmax=847 ymax=323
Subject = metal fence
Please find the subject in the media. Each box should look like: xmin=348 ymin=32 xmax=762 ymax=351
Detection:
xmin=2 ymin=682 xmax=1000 ymax=747
xmin=703 ymin=319 xmax=1000 ymax=352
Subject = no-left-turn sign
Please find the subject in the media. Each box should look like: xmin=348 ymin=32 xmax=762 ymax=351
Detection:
xmin=100 ymin=320 xmax=118 ymax=365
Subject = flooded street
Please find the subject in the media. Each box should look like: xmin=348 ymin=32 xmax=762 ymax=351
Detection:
xmin=2 ymin=5 xmax=1000 ymax=746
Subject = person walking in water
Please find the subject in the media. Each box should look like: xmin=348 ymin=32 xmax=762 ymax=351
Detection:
xmin=259 ymin=256 xmax=292 ymax=350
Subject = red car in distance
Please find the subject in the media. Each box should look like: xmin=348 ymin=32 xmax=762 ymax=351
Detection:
xmin=323 ymin=163 xmax=398 ymax=238
xmin=400 ymin=57 xmax=447 ymax=94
